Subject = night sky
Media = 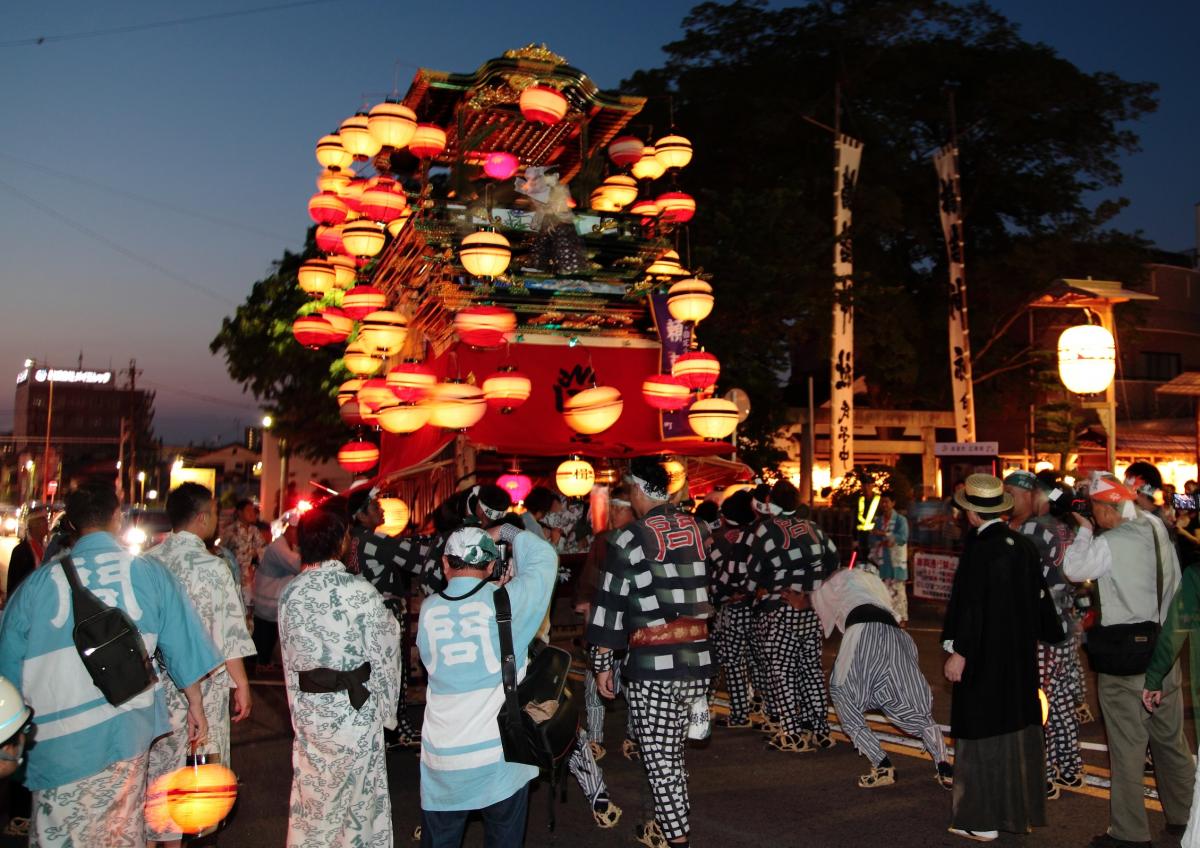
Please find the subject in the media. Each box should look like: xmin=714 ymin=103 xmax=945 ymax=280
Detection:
xmin=1 ymin=1 xmax=1195 ymax=444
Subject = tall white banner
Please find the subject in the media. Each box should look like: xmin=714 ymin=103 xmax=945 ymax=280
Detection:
xmin=934 ymin=144 xmax=976 ymax=442
xmin=831 ymin=134 xmax=863 ymax=481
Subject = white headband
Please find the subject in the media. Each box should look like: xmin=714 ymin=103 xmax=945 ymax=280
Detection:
xmin=628 ymin=473 xmax=668 ymax=501
xmin=609 ymin=498 xmax=632 ymax=510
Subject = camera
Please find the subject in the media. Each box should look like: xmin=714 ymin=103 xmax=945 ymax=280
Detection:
xmin=1044 ymin=483 xmax=1074 ymax=520
xmin=489 ymin=540 xmax=512 ymax=581
xmin=1172 ymin=493 xmax=1197 ymax=512
xmin=1069 ymin=496 xmax=1093 ymax=521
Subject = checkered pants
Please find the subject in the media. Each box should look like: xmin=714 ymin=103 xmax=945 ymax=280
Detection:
xmin=1040 ymin=638 xmax=1083 ymax=781
xmin=625 ymin=678 xmax=708 ymax=840
xmin=749 ymin=608 xmax=770 ymax=711
xmin=712 ymin=603 xmax=754 ymax=723
xmin=759 ymin=606 xmax=829 ymax=735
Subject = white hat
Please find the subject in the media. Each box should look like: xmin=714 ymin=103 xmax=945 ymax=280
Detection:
xmin=0 ymin=676 xmax=31 ymax=746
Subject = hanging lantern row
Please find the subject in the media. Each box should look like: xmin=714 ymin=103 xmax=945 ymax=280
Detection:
xmin=608 ymin=133 xmax=693 ymax=175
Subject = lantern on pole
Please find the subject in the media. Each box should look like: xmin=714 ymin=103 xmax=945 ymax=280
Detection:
xmin=367 ymin=101 xmax=417 ymax=150
xmin=341 ymin=220 xmax=386 ymax=259
xmin=656 ymin=191 xmax=696 ymax=223
xmin=563 ymin=386 xmax=623 ymax=435
xmin=666 ymin=278 xmax=714 ymax=325
xmin=688 ymin=397 xmax=739 ymax=440
xmin=337 ymin=379 xmax=363 ymax=407
xmin=459 ymin=231 xmax=511 ymax=279
xmin=359 ymin=177 xmax=408 ymax=223
xmin=292 ymin=315 xmax=336 ymax=349
xmin=608 ymin=136 xmax=645 ymax=168
xmin=321 ymin=307 xmax=353 ymax=344
xmin=425 ymin=381 xmax=486 ymax=430
xmin=520 ymin=85 xmax=568 ymax=125
xmin=356 ymin=378 xmax=394 ymax=413
xmin=482 ymin=366 xmax=532 ymax=413
xmin=327 ymin=255 xmax=357 ymax=289
xmin=556 ymin=457 xmax=595 ymax=497
xmin=645 ymin=250 xmax=687 ymax=279
xmin=599 ymin=175 xmax=638 ymax=208
xmin=631 ymin=145 xmax=666 ymax=181
xmin=455 ymin=305 xmax=516 ymax=348
xmin=308 ymin=192 xmax=348 ymax=225
xmin=317 ymin=168 xmax=353 ymax=195
xmin=338 ymin=440 xmax=380 ymax=473
xmin=1057 ymin=324 xmax=1116 ymax=394
xmin=316 ymin=224 xmax=345 ymax=255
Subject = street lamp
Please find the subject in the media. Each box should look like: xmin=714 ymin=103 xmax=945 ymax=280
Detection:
xmin=137 ymin=471 xmax=146 ymax=507
xmin=261 ymin=415 xmax=273 ymax=429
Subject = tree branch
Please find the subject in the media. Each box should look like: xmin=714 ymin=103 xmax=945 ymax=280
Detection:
xmin=972 ymin=357 xmax=1040 ymax=386
xmin=973 ymin=304 xmax=1031 ymax=364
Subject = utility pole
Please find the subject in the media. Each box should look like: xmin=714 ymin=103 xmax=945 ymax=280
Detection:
xmin=116 ymin=418 xmax=127 ymax=503
xmin=123 ymin=359 xmax=142 ymax=505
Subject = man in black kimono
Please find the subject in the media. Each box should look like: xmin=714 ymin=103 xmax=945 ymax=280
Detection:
xmin=941 ymin=473 xmax=1063 ymax=843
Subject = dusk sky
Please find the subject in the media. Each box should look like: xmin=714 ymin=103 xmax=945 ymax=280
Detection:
xmin=2 ymin=1 xmax=1195 ymax=444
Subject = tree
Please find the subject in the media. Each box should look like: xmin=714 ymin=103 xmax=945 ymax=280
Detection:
xmin=624 ymin=0 xmax=1157 ymax=469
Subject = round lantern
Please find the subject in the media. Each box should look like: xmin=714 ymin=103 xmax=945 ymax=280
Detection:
xmin=654 ymin=134 xmax=694 ymax=170
xmin=359 ymin=177 xmax=408 ymax=223
xmin=629 ymin=198 xmax=661 ymax=221
xmin=317 ymin=168 xmax=353 ymax=195
xmin=482 ymin=366 xmax=532 ymax=414
xmin=315 ymin=224 xmax=344 ymax=255
xmin=359 ymin=310 xmax=408 ymax=357
xmin=386 ymin=207 xmax=414 ymax=238
xmin=339 ymin=113 xmax=382 ymax=159
xmin=376 ymin=401 xmax=431 ymax=434
xmin=662 ymin=459 xmax=687 ymax=495
xmin=631 ymin=145 xmax=666 ymax=181
xmin=497 ymin=473 xmax=534 ymax=503
xmin=292 ymin=314 xmax=336 ymax=349
xmin=425 ymin=381 xmax=487 ymax=430
xmin=341 ymin=220 xmax=386 ymax=258
xmin=356 ymin=377 xmax=394 ymax=412
xmin=341 ymin=285 xmax=388 ymax=320
xmin=556 ymin=457 xmax=595 ymax=497
xmin=600 ymin=175 xmax=638 ymax=208
xmin=340 ymin=398 xmax=366 ymax=427
xmin=459 ymin=230 xmax=511 ymax=278
xmin=667 ymin=278 xmax=715 ymax=324
xmin=165 ymin=763 xmax=238 ymax=835
xmin=645 ymin=249 xmax=687 ymax=278
xmin=338 ymin=440 xmax=380 ymax=473
xmin=386 ymin=360 xmax=437 ymax=402
xmin=608 ymin=135 xmax=645 ymax=168
xmin=1057 ymin=324 xmax=1116 ymax=394
xmin=297 ymin=259 xmax=335 ymax=297
xmin=688 ymin=397 xmax=739 ymax=440
xmin=315 ymin=133 xmax=352 ymax=170
xmin=455 ymin=305 xmax=517 ymax=348
xmin=342 ymin=177 xmax=368 ymax=214
xmin=337 ymin=379 xmax=363 ymax=407
xmin=327 ymin=255 xmax=357 ymax=289
xmin=321 ymin=306 xmax=353 ymax=343
xmin=483 ymin=152 xmax=520 ymax=180
xmin=590 ymin=188 xmax=623 ymax=213
xmin=672 ymin=350 xmax=720 ymax=390
xmin=376 ymin=497 xmax=411 ymax=534
xmin=342 ymin=340 xmax=381 ymax=376
xmin=563 ymin=386 xmax=623 ymax=435
xmin=642 ymin=374 xmax=691 ymax=411
xmin=657 ymin=191 xmax=696 ymax=223
xmin=520 ymin=85 xmax=568 ymax=125
xmin=367 ymin=101 xmax=417 ymax=150
xmin=409 ymin=124 xmax=447 ymax=159
xmin=308 ymin=192 xmax=348 ymax=225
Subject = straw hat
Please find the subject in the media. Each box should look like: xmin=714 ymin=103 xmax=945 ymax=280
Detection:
xmin=953 ymin=473 xmax=1014 ymax=514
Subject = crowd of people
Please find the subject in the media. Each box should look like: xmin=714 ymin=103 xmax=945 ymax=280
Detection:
xmin=1 ymin=457 xmax=1200 ymax=847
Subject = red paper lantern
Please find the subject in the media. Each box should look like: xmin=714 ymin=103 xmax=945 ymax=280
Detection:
xmin=672 ymin=350 xmax=720 ymax=389
xmin=454 ymin=305 xmax=517 ymax=348
xmin=341 ymin=285 xmax=388 ymax=321
xmin=342 ymin=177 xmax=368 ymax=213
xmin=483 ymin=152 xmax=520 ymax=180
xmin=292 ymin=315 xmax=336 ymax=349
xmin=308 ymin=192 xmax=348 ymax=225
xmin=315 ymin=224 xmax=344 ymax=255
xmin=386 ymin=361 xmax=437 ymax=402
xmin=321 ymin=307 xmax=353 ymax=343
xmin=409 ymin=124 xmax=447 ymax=159
xmin=519 ymin=85 xmax=568 ymax=125
xmin=482 ymin=366 xmax=532 ymax=414
xmin=608 ymin=135 xmax=646 ymax=168
xmin=359 ymin=177 xmax=408 ymax=223
xmin=497 ymin=473 xmax=534 ymax=503
xmin=356 ymin=378 xmax=393 ymax=412
xmin=641 ymin=374 xmax=691 ymax=410
xmin=338 ymin=440 xmax=379 ymax=473
xmin=657 ymin=191 xmax=696 ymax=223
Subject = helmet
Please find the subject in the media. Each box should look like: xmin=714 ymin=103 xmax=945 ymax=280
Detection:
xmin=0 ymin=676 xmax=30 ymax=746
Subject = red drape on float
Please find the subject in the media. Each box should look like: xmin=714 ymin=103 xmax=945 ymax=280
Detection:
xmin=378 ymin=338 xmax=732 ymax=476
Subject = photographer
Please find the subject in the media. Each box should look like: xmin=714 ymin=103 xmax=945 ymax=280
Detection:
xmin=1063 ymin=472 xmax=1194 ymax=848
xmin=417 ymin=523 xmax=557 ymax=846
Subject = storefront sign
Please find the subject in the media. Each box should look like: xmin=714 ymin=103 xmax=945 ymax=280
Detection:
xmin=934 ymin=441 xmax=998 ymax=456
xmin=912 ymin=550 xmax=959 ymax=601
xmin=17 ymin=367 xmax=113 ymax=385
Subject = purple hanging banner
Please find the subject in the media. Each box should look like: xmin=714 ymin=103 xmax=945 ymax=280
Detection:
xmin=649 ymin=291 xmax=693 ymax=438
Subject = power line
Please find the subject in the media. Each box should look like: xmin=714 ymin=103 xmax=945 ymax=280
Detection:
xmin=1 ymin=0 xmax=336 ymax=48
xmin=138 ymin=379 xmax=261 ymax=411
xmin=0 ymin=177 xmax=237 ymax=307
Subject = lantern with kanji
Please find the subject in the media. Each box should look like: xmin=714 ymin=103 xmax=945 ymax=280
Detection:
xmin=563 ymin=386 xmax=623 ymax=435
xmin=339 ymin=113 xmax=382 ymax=159
xmin=641 ymin=375 xmax=690 ymax=410
xmin=359 ymin=310 xmax=408 ymax=357
xmin=556 ymin=457 xmax=595 ymax=497
xmin=672 ymin=350 xmax=720 ymax=390
xmin=688 ymin=397 xmax=739 ymax=439
xmin=459 ymin=231 xmax=511 ymax=279
xmin=657 ymin=191 xmax=696 ymax=223
xmin=455 ymin=305 xmax=516 ymax=348
xmin=425 ymin=381 xmax=486 ymax=430
xmin=1057 ymin=324 xmax=1116 ymax=394
xmin=667 ymin=278 xmax=714 ymax=325
xmin=367 ymin=101 xmax=417 ymax=150
xmin=409 ymin=124 xmax=447 ymax=159
xmin=297 ymin=259 xmax=335 ymax=297
xmin=341 ymin=285 xmax=388 ymax=320
xmin=482 ymin=366 xmax=532 ymax=414
xmin=338 ymin=440 xmax=380 ymax=473
xmin=520 ymin=85 xmax=568 ymax=124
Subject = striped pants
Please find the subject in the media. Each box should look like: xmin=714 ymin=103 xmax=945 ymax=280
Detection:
xmin=567 ymin=728 xmax=609 ymax=805
xmin=828 ymin=622 xmax=947 ymax=768
xmin=1040 ymin=637 xmax=1083 ymax=781
xmin=712 ymin=603 xmax=754 ymax=723
xmin=583 ymin=661 xmax=623 ymax=743
xmin=759 ymin=606 xmax=829 ymax=735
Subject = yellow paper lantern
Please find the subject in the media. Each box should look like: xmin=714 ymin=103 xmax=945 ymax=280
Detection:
xmin=599 ymin=175 xmax=638 ymax=208
xmin=482 ymin=367 xmax=532 ymax=414
xmin=356 ymin=378 xmax=394 ymax=412
xmin=315 ymin=133 xmax=352 ymax=170
xmin=519 ymin=85 xmax=569 ymax=125
xmin=563 ymin=386 xmax=623 ymax=435
xmin=341 ymin=220 xmax=386 ymax=258
xmin=165 ymin=763 xmax=238 ymax=835
xmin=297 ymin=259 xmax=335 ymax=297
xmin=1057 ymin=324 xmax=1116 ymax=394
xmin=688 ymin=397 xmax=739 ymax=439
xmin=386 ymin=207 xmax=414 ymax=238
xmin=337 ymin=379 xmax=363 ymax=407
xmin=425 ymin=381 xmax=487 ymax=430
xmin=409 ymin=124 xmax=447 ymax=159
xmin=316 ymin=168 xmax=353 ymax=195
xmin=667 ymin=278 xmax=715 ymax=324
xmin=556 ymin=457 xmax=595 ymax=497
xmin=377 ymin=497 xmax=411 ymax=533
xmin=367 ymin=101 xmax=418 ymax=149
xmin=459 ymin=230 xmax=511 ymax=278
xmin=590 ymin=188 xmax=624 ymax=213
xmin=629 ymin=198 xmax=661 ymax=219
xmin=376 ymin=401 xmax=431 ymax=434
xmin=339 ymin=112 xmax=382 ymax=159
xmin=645 ymin=250 xmax=687 ymax=279
xmin=631 ymin=145 xmax=667 ymax=181
xmin=662 ymin=459 xmax=687 ymax=495
xmin=342 ymin=341 xmax=381 ymax=376
xmin=359 ymin=310 xmax=409 ymax=357
xmin=654 ymin=133 xmax=693 ymax=170
xmin=327 ymin=255 xmax=357 ymax=289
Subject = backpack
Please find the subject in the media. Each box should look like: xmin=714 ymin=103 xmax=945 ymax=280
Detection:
xmin=61 ymin=555 xmax=158 ymax=706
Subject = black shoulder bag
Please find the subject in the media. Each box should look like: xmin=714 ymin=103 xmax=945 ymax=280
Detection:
xmin=61 ymin=556 xmax=157 ymax=706
xmin=1083 ymin=522 xmax=1164 ymax=676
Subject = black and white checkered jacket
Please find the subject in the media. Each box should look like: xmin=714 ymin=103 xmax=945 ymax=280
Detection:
xmin=708 ymin=524 xmax=754 ymax=605
xmin=746 ymin=512 xmax=839 ymax=612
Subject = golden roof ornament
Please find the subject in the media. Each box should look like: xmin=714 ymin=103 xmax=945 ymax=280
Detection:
xmin=503 ymin=44 xmax=568 ymax=66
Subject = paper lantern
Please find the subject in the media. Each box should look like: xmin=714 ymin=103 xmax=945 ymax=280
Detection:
xmin=1057 ymin=324 xmax=1116 ymax=394
xmin=455 ymin=305 xmax=516 ymax=348
xmin=316 ymin=168 xmax=352 ymax=195
xmin=359 ymin=310 xmax=408 ymax=356
xmin=386 ymin=207 xmax=414 ymax=238
xmin=376 ymin=497 xmax=410 ymax=533
xmin=459 ymin=230 xmax=511 ymax=278
xmin=165 ymin=763 xmax=238 ymax=835
xmin=315 ymin=224 xmax=344 ymax=255
xmin=341 ymin=285 xmax=387 ymax=320
xmin=641 ymin=374 xmax=691 ymax=411
xmin=657 ymin=191 xmax=696 ymax=223
xmin=342 ymin=177 xmax=367 ymax=214
xmin=337 ymin=379 xmax=363 ymax=407
xmin=338 ymin=440 xmax=380 ymax=473
xmin=342 ymin=340 xmax=381 ymax=376
xmin=497 ymin=473 xmax=533 ymax=503
xmin=292 ymin=314 xmax=336 ymax=349
xmin=600 ymin=175 xmax=638 ymax=208
xmin=629 ymin=198 xmax=661 ymax=221
xmin=339 ymin=113 xmax=382 ymax=159
xmin=608 ymin=135 xmax=645 ymax=168
xmin=376 ymin=401 xmax=431 ymax=434
xmin=367 ymin=101 xmax=417 ymax=150
xmin=327 ymin=255 xmax=357 ymax=289
xmin=556 ymin=458 xmax=595 ymax=497
xmin=631 ymin=145 xmax=666 ymax=181
xmin=359 ymin=177 xmax=408 ymax=223
xmin=645 ymin=249 xmax=687 ymax=278
xmin=483 ymin=151 xmax=520 ymax=180
xmin=482 ymin=366 xmax=532 ymax=414
xmin=563 ymin=386 xmax=623 ymax=435
xmin=672 ymin=350 xmax=720 ymax=389
xmin=386 ymin=361 xmax=437 ymax=402
xmin=662 ymin=459 xmax=687 ymax=495
xmin=339 ymin=398 xmax=366 ymax=427
xmin=409 ymin=124 xmax=447 ymax=159
xmin=590 ymin=188 xmax=623 ymax=213
xmin=315 ymin=133 xmax=352 ymax=170
xmin=321 ymin=307 xmax=353 ymax=343
xmin=308 ymin=192 xmax=348 ymax=225
xmin=425 ymin=381 xmax=486 ymax=430
xmin=297 ymin=259 xmax=335 ymax=297
xmin=341 ymin=220 xmax=386 ymax=258
xmin=655 ymin=134 xmax=693 ymax=170
xmin=667 ymin=278 xmax=714 ymax=324
xmin=520 ymin=85 xmax=568 ymax=125
xmin=356 ymin=378 xmax=394 ymax=412
xmin=688 ymin=397 xmax=739 ymax=439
